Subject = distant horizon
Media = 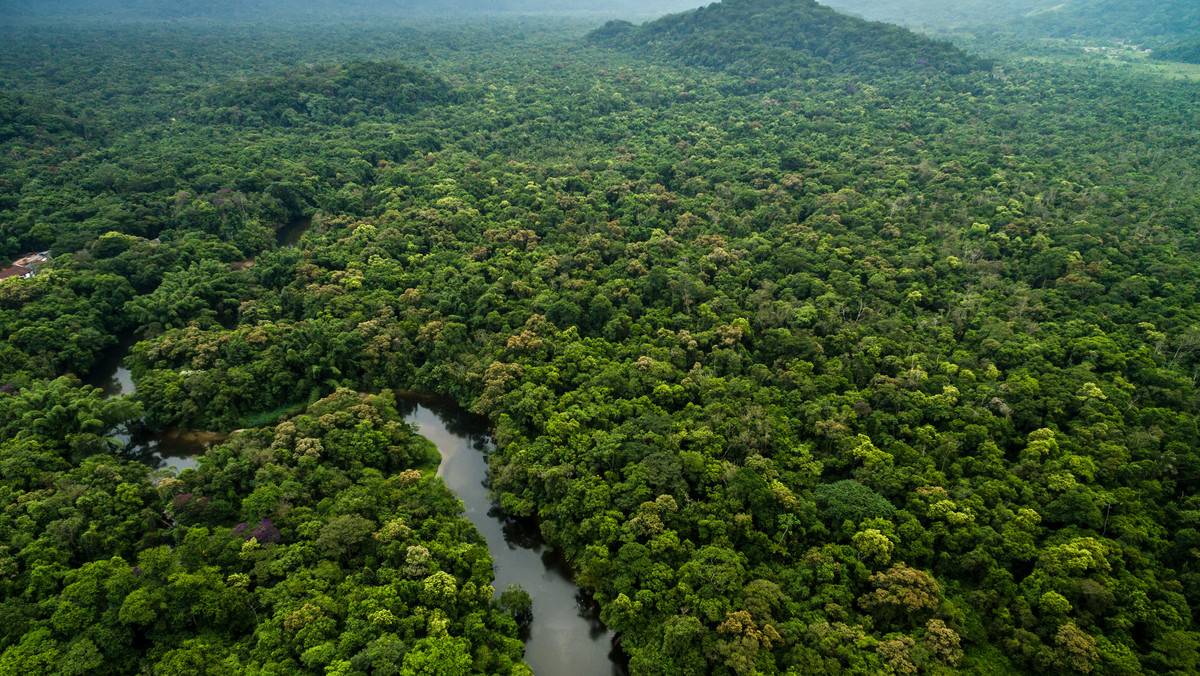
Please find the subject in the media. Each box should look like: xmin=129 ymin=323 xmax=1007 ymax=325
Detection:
xmin=0 ymin=0 xmax=714 ymax=22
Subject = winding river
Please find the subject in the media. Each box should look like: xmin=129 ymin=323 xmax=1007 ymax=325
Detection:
xmin=84 ymin=342 xmax=626 ymax=674
xmin=79 ymin=214 xmax=316 ymax=470
xmin=397 ymin=395 xmax=627 ymax=676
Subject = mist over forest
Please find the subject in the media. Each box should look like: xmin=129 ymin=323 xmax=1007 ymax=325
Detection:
xmin=824 ymin=0 xmax=1200 ymax=55
xmin=1 ymin=0 xmax=709 ymax=21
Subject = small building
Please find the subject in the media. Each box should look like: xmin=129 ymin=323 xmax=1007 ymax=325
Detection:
xmin=0 ymin=252 xmax=50 ymax=283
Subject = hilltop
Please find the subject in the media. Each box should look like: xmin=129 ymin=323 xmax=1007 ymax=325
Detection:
xmin=590 ymin=0 xmax=989 ymax=81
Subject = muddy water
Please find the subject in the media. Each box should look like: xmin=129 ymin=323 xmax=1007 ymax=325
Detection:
xmin=397 ymin=394 xmax=628 ymax=676
xmin=130 ymin=427 xmax=229 ymax=473
xmin=85 ymin=332 xmax=138 ymax=398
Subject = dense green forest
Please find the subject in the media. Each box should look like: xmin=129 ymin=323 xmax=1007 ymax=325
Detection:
xmin=593 ymin=0 xmax=988 ymax=79
xmin=1152 ymin=37 xmax=1200 ymax=66
xmin=0 ymin=386 xmax=528 ymax=674
xmin=1009 ymin=0 xmax=1200 ymax=46
xmin=2 ymin=0 xmax=1200 ymax=674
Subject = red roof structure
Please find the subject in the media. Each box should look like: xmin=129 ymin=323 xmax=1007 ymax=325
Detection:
xmin=0 ymin=252 xmax=49 ymax=282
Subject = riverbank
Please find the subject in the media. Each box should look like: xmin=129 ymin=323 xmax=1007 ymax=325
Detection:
xmin=400 ymin=396 xmax=627 ymax=676
xmin=82 ymin=342 xmax=624 ymax=673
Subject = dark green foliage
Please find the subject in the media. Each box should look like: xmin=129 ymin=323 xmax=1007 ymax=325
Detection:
xmin=0 ymin=266 xmax=134 ymax=378
xmin=814 ymin=480 xmax=895 ymax=525
xmin=497 ymin=584 xmax=533 ymax=630
xmin=0 ymin=389 xmax=526 ymax=674
xmin=1154 ymin=36 xmax=1200 ymax=64
xmin=195 ymin=61 xmax=462 ymax=128
xmin=0 ymin=92 xmax=90 ymax=144
xmin=2 ymin=2 xmax=1200 ymax=674
xmin=1011 ymin=0 xmax=1200 ymax=46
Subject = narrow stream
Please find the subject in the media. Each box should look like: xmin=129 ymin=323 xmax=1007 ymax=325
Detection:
xmin=86 ymin=332 xmax=138 ymax=399
xmin=81 ymin=213 xmax=313 ymax=468
xmin=82 ymin=339 xmax=226 ymax=473
xmin=397 ymin=394 xmax=628 ymax=676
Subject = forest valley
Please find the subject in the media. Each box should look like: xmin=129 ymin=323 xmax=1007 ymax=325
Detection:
xmin=1 ymin=0 xmax=1199 ymax=674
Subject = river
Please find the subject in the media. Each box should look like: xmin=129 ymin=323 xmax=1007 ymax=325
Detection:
xmin=84 ymin=346 xmax=626 ymax=674
xmin=86 ymin=332 xmax=138 ymax=399
xmin=83 ymin=338 xmax=228 ymax=473
xmin=80 ymin=213 xmax=315 ymax=469
xmin=397 ymin=395 xmax=628 ymax=676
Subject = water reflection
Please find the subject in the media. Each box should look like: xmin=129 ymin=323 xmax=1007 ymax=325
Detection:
xmin=83 ymin=338 xmax=222 ymax=473
xmin=79 ymin=352 xmax=624 ymax=672
xmin=83 ymin=332 xmax=139 ymax=398
xmin=123 ymin=426 xmax=229 ymax=474
xmin=397 ymin=393 xmax=628 ymax=676
xmin=277 ymin=215 xmax=313 ymax=248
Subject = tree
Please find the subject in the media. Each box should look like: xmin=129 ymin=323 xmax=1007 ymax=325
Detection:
xmin=399 ymin=635 xmax=472 ymax=676
xmin=815 ymin=480 xmax=896 ymax=526
xmin=497 ymin=584 xmax=533 ymax=630
xmin=859 ymin=564 xmax=942 ymax=627
xmin=1054 ymin=623 xmax=1099 ymax=673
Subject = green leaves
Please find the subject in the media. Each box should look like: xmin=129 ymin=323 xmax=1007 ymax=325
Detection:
xmin=814 ymin=480 xmax=896 ymax=527
xmin=3 ymin=6 xmax=1200 ymax=673
xmin=496 ymin=584 xmax=532 ymax=630
xmin=0 ymin=389 xmax=528 ymax=674
xmin=591 ymin=0 xmax=990 ymax=80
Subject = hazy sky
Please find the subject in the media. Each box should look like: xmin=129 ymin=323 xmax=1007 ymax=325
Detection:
xmin=1 ymin=0 xmax=713 ymax=20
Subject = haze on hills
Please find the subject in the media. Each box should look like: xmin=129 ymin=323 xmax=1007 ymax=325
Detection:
xmin=0 ymin=0 xmax=709 ymax=22
xmin=821 ymin=0 xmax=1200 ymax=60
xmin=818 ymin=0 xmax=1044 ymax=29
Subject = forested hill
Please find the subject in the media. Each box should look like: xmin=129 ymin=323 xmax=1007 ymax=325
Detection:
xmin=1014 ymin=0 xmax=1200 ymax=64
xmin=590 ymin=0 xmax=989 ymax=81
xmin=1154 ymin=36 xmax=1200 ymax=65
